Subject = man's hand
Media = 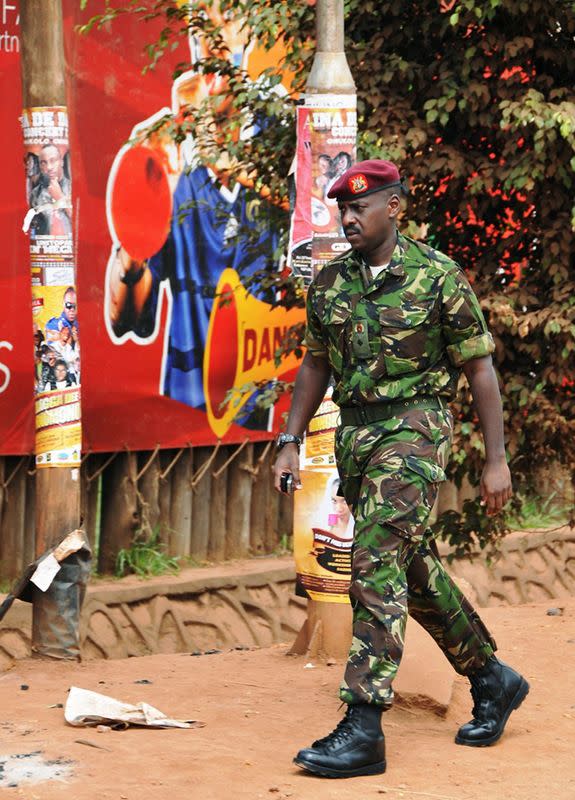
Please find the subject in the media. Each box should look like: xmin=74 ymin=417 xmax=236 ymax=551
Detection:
xmin=108 ymin=245 xmax=152 ymax=332
xmin=271 ymin=351 xmax=332 ymax=495
xmin=480 ymin=458 xmax=512 ymax=515
xmin=463 ymin=356 xmax=513 ymax=516
xmin=48 ymin=177 xmax=64 ymax=201
xmin=273 ymin=443 xmax=302 ymax=494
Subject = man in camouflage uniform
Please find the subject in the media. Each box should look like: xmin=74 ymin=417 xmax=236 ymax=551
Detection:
xmin=273 ymin=160 xmax=529 ymax=778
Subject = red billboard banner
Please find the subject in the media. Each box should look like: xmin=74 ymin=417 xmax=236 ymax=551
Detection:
xmin=0 ymin=2 xmax=35 ymax=454
xmin=0 ymin=2 xmax=303 ymax=455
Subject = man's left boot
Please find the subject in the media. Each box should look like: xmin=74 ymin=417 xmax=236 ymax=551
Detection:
xmin=455 ymin=655 xmax=529 ymax=747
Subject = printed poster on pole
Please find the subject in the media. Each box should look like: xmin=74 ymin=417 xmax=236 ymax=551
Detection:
xmin=22 ymin=106 xmax=81 ymax=468
xmin=291 ymin=92 xmax=357 ymax=603
xmin=293 ymin=390 xmax=353 ymax=603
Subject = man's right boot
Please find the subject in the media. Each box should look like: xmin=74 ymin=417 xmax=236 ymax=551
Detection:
xmin=293 ymin=703 xmax=386 ymax=778
xmin=455 ymin=656 xmax=529 ymax=747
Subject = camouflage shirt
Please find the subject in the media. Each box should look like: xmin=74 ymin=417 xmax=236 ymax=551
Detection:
xmin=303 ymin=232 xmax=494 ymax=406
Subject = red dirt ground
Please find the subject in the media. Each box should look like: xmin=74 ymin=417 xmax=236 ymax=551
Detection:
xmin=0 ymin=598 xmax=573 ymax=800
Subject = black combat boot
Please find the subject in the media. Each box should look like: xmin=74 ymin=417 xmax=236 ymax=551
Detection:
xmin=455 ymin=656 xmax=529 ymax=747
xmin=293 ymin=704 xmax=386 ymax=778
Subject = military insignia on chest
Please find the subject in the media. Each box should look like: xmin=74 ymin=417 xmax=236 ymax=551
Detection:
xmin=351 ymin=315 xmax=372 ymax=360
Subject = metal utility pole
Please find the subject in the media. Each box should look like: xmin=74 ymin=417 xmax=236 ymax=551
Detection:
xmin=19 ymin=0 xmax=90 ymax=659
xmin=290 ymin=0 xmax=356 ymax=660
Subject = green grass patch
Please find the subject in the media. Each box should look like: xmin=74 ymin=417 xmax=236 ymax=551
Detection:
xmin=504 ymin=492 xmax=571 ymax=531
xmin=115 ymin=528 xmax=180 ymax=579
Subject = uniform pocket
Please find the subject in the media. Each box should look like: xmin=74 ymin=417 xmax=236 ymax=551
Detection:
xmin=320 ymin=292 xmax=353 ymax=364
xmin=403 ymin=453 xmax=446 ymax=484
xmin=379 ymin=304 xmax=437 ymax=376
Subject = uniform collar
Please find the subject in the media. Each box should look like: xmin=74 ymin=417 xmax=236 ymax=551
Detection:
xmin=342 ymin=232 xmax=409 ymax=284
xmin=387 ymin=233 xmax=410 ymax=277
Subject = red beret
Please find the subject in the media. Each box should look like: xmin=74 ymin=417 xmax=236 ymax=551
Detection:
xmin=326 ymin=159 xmax=401 ymax=201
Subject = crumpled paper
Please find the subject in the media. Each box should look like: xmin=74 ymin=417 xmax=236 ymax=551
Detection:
xmin=64 ymin=686 xmax=204 ymax=730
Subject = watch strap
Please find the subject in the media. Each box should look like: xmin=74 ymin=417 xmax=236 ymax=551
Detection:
xmin=276 ymin=433 xmax=302 ymax=451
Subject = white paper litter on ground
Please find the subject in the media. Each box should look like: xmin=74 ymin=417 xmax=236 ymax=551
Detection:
xmin=64 ymin=686 xmax=203 ymax=729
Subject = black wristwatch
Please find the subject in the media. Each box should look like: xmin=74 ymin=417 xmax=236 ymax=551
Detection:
xmin=276 ymin=433 xmax=302 ymax=452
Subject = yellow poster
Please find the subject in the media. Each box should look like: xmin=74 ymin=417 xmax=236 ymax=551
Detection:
xmin=31 ymin=283 xmax=81 ymax=467
xmin=294 ymin=389 xmax=352 ymax=604
xmin=35 ymin=387 xmax=81 ymax=467
xmin=294 ymin=469 xmax=353 ymax=604
xmin=301 ymin=394 xmax=340 ymax=468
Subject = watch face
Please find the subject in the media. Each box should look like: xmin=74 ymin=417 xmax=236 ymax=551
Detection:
xmin=277 ymin=433 xmax=300 ymax=448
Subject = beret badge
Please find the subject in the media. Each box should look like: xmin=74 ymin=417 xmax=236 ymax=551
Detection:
xmin=349 ymin=174 xmax=368 ymax=194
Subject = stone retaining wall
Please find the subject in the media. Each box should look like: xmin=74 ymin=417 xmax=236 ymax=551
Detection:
xmin=1 ymin=526 xmax=573 ymax=671
xmin=447 ymin=525 xmax=575 ymax=607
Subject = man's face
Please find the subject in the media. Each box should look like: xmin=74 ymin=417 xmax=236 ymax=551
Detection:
xmin=63 ymin=292 xmax=77 ymax=323
xmin=39 ymin=145 xmax=63 ymax=180
xmin=59 ymin=325 xmax=71 ymax=344
xmin=189 ymin=1 xmax=250 ymax=71
xmin=338 ymin=191 xmax=400 ymax=255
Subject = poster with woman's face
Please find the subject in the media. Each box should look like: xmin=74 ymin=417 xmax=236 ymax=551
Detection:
xmin=293 ymin=468 xmax=354 ymax=604
xmin=308 ymin=99 xmax=357 ymax=279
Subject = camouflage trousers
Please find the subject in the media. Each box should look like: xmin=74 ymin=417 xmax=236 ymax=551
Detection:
xmin=335 ymin=407 xmax=496 ymax=708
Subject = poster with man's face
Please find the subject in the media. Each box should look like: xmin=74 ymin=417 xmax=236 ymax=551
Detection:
xmin=22 ymin=107 xmax=75 ymax=287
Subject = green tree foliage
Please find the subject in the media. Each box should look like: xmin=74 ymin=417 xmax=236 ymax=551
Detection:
xmin=344 ymin=0 xmax=575 ymax=495
xmin=80 ymin=0 xmax=575 ymax=549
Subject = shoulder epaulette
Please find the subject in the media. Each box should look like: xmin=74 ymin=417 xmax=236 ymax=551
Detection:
xmin=401 ymin=234 xmax=459 ymax=274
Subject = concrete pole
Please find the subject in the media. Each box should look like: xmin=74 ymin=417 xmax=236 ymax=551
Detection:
xmin=19 ymin=0 xmax=88 ymax=659
xmin=305 ymin=0 xmax=355 ymax=95
xmin=290 ymin=0 xmax=356 ymax=661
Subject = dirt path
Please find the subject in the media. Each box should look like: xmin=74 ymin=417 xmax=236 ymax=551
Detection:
xmin=0 ymin=598 xmax=573 ymax=800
